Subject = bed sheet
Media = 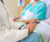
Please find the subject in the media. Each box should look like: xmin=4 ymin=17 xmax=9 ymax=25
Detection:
xmin=36 ymin=21 xmax=50 ymax=42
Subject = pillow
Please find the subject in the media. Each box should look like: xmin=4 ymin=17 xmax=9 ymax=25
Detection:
xmin=30 ymin=0 xmax=50 ymax=19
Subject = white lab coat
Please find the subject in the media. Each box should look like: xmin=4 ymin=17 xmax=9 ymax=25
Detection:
xmin=0 ymin=1 xmax=28 ymax=42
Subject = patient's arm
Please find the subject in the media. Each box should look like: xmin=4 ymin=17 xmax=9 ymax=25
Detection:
xmin=15 ymin=16 xmax=21 ymax=19
xmin=15 ymin=19 xmax=38 ymax=24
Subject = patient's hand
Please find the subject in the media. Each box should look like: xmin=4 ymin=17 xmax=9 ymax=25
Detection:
xmin=13 ymin=16 xmax=20 ymax=22
xmin=13 ymin=18 xmax=16 ymax=22
xmin=27 ymin=23 xmax=36 ymax=33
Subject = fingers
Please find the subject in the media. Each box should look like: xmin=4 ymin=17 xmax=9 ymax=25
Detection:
xmin=27 ymin=23 xmax=37 ymax=33
xmin=27 ymin=24 xmax=30 ymax=33
xmin=32 ymin=23 xmax=36 ymax=28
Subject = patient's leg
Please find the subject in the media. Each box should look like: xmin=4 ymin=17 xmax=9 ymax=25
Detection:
xmin=20 ymin=32 xmax=40 ymax=42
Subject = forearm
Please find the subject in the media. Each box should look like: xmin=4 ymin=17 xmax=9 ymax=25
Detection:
xmin=29 ymin=19 xmax=39 ymax=23
xmin=22 ymin=19 xmax=38 ymax=24
xmin=16 ymin=16 xmax=20 ymax=19
xmin=25 ymin=19 xmax=38 ymax=23
xmin=16 ymin=19 xmax=39 ymax=24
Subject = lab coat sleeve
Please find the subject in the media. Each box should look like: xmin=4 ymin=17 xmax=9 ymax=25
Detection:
xmin=3 ymin=29 xmax=28 ymax=42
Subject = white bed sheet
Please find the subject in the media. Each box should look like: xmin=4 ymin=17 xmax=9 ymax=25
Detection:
xmin=36 ymin=21 xmax=50 ymax=42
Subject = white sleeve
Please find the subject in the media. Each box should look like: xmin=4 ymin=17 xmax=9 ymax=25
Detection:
xmin=3 ymin=29 xmax=28 ymax=42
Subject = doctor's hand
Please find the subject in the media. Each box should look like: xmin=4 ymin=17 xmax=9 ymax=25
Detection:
xmin=27 ymin=23 xmax=36 ymax=33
